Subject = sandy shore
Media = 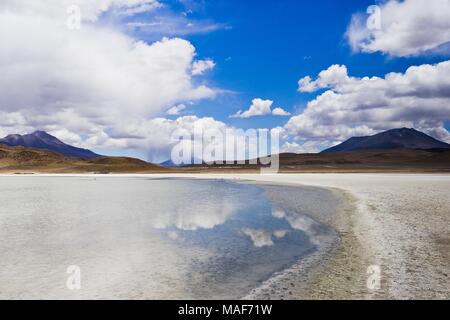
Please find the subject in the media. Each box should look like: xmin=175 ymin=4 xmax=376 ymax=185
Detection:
xmin=145 ymin=173 xmax=450 ymax=300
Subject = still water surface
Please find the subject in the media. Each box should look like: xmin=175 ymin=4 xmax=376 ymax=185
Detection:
xmin=0 ymin=177 xmax=332 ymax=299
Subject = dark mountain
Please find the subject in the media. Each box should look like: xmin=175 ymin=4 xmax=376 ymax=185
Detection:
xmin=160 ymin=159 xmax=181 ymax=168
xmin=160 ymin=157 xmax=205 ymax=168
xmin=0 ymin=131 xmax=100 ymax=159
xmin=322 ymin=128 xmax=450 ymax=153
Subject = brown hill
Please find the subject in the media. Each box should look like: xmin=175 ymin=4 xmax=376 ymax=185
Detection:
xmin=1 ymin=144 xmax=449 ymax=174
xmin=0 ymin=144 xmax=167 ymax=173
xmin=183 ymin=149 xmax=450 ymax=173
xmin=276 ymin=149 xmax=450 ymax=172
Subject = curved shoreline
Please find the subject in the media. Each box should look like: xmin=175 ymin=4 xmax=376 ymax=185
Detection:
xmin=224 ymin=174 xmax=449 ymax=300
xmin=240 ymin=181 xmax=378 ymax=300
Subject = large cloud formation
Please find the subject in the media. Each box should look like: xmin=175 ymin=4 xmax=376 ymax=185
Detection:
xmin=346 ymin=0 xmax=450 ymax=57
xmin=96 ymin=116 xmax=280 ymax=163
xmin=286 ymin=61 xmax=450 ymax=144
xmin=0 ymin=0 xmax=217 ymax=159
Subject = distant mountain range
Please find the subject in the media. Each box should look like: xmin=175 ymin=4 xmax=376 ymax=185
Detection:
xmin=160 ymin=157 xmax=205 ymax=168
xmin=1 ymin=128 xmax=450 ymax=173
xmin=160 ymin=159 xmax=181 ymax=168
xmin=322 ymin=128 xmax=450 ymax=153
xmin=182 ymin=127 xmax=450 ymax=173
xmin=0 ymin=131 xmax=100 ymax=159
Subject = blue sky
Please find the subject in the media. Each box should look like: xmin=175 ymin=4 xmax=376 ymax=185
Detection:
xmin=135 ymin=0 xmax=449 ymax=130
xmin=1 ymin=0 xmax=450 ymax=161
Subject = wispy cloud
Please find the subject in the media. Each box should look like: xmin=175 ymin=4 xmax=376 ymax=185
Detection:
xmin=167 ymin=104 xmax=187 ymax=116
xmin=127 ymin=14 xmax=228 ymax=37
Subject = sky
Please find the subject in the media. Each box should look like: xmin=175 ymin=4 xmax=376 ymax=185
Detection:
xmin=0 ymin=0 xmax=450 ymax=162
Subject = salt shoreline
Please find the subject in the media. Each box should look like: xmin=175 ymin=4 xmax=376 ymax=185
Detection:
xmin=242 ymin=182 xmax=371 ymax=300
xmin=211 ymin=173 xmax=450 ymax=299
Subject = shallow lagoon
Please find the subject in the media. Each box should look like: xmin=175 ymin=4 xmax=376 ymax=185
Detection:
xmin=0 ymin=177 xmax=334 ymax=299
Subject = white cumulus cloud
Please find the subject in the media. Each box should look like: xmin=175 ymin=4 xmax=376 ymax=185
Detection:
xmin=288 ymin=61 xmax=450 ymax=144
xmin=68 ymin=115 xmax=279 ymax=163
xmin=0 ymin=1 xmax=218 ymax=157
xmin=191 ymin=59 xmax=216 ymax=76
xmin=281 ymin=141 xmax=320 ymax=154
xmin=272 ymin=107 xmax=291 ymax=116
xmin=298 ymin=65 xmax=349 ymax=93
xmin=232 ymin=99 xmax=273 ymax=118
xmin=346 ymin=0 xmax=450 ymax=57
xmin=231 ymin=98 xmax=290 ymax=118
